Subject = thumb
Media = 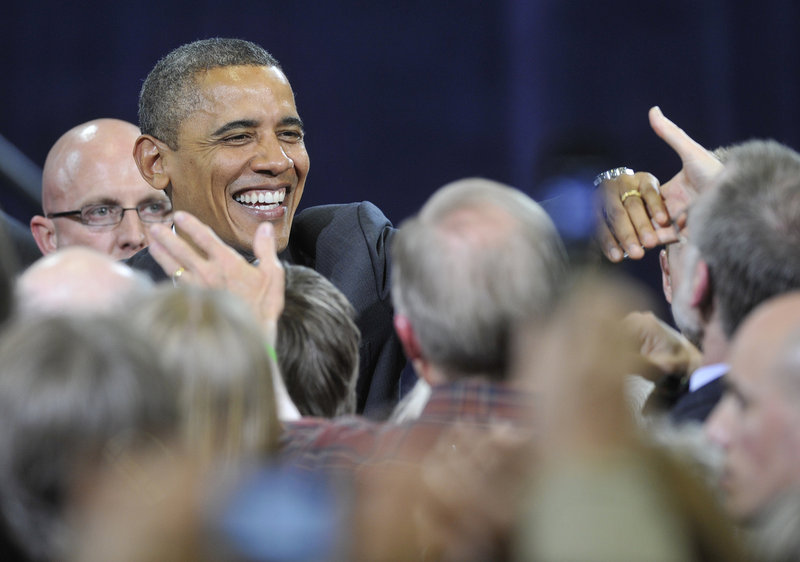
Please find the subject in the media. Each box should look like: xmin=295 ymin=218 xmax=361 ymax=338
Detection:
xmin=253 ymin=221 xmax=278 ymax=264
xmin=648 ymin=106 xmax=709 ymax=164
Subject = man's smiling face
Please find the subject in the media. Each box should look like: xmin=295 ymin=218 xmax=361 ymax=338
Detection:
xmin=162 ymin=65 xmax=308 ymax=254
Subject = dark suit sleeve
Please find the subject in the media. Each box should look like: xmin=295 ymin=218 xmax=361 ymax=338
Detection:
xmin=287 ymin=202 xmax=405 ymax=419
xmin=669 ymin=376 xmax=725 ymax=425
xmin=125 ymin=248 xmax=168 ymax=282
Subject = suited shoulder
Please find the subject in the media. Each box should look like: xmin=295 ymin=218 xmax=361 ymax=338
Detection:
xmin=289 ymin=202 xmax=394 ymax=258
xmin=293 ymin=201 xmax=391 ymax=232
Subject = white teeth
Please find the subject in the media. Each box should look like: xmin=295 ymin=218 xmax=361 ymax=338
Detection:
xmin=234 ymin=189 xmax=286 ymax=206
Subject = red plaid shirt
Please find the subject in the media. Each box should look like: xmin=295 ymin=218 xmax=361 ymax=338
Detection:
xmin=280 ymin=379 xmax=534 ymax=471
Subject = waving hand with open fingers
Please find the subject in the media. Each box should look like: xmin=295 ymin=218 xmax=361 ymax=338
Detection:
xmin=147 ymin=211 xmax=285 ymax=336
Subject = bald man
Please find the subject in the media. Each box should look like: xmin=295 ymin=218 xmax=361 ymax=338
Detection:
xmin=29 ymin=119 xmax=173 ymax=260
xmin=16 ymin=247 xmax=153 ymax=317
xmin=706 ymin=292 xmax=800 ymax=524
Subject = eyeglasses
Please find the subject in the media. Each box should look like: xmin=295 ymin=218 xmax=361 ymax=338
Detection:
xmin=46 ymin=200 xmax=173 ymax=227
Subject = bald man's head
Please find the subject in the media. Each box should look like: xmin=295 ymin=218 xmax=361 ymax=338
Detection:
xmin=16 ymin=247 xmax=154 ymax=317
xmin=30 ymin=119 xmax=172 ymax=259
xmin=706 ymin=292 xmax=800 ymax=521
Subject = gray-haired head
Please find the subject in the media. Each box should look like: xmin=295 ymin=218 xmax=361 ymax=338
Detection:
xmin=0 ymin=314 xmax=176 ymax=561
xmin=689 ymin=139 xmax=800 ymax=338
xmin=138 ymin=38 xmax=281 ymax=149
xmin=391 ymin=177 xmax=567 ymax=381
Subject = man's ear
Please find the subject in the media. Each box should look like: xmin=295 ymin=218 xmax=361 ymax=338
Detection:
xmin=29 ymin=215 xmax=57 ymax=255
xmin=394 ymin=314 xmax=422 ymax=362
xmin=394 ymin=314 xmax=442 ymax=385
xmin=133 ymin=135 xmax=170 ymax=191
xmin=659 ymin=248 xmax=673 ymax=304
xmin=691 ymin=258 xmax=711 ymax=308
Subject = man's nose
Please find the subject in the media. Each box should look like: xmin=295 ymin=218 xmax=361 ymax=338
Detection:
xmin=705 ymin=397 xmax=733 ymax=449
xmin=251 ymin=135 xmax=294 ymax=176
xmin=116 ymin=208 xmax=147 ymax=249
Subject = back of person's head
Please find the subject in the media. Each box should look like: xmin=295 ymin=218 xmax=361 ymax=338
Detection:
xmin=277 ymin=264 xmax=360 ymax=417
xmin=129 ymin=286 xmax=281 ymax=462
xmin=690 ymin=140 xmax=800 ymax=338
xmin=391 ymin=177 xmax=567 ymax=381
xmin=15 ymin=247 xmax=153 ymax=318
xmin=0 ymin=315 xmax=176 ymax=561
xmin=139 ymin=38 xmax=281 ymax=149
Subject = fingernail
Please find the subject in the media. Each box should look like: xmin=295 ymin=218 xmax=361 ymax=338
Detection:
xmin=656 ymin=212 xmax=667 ymax=224
xmin=174 ymin=211 xmax=186 ymax=224
xmin=610 ymin=248 xmax=623 ymax=261
xmin=653 ymin=105 xmax=662 ymax=116
xmin=642 ymin=233 xmax=657 ymax=246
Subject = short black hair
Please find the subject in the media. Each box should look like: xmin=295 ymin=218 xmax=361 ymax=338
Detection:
xmin=139 ymin=38 xmax=281 ymax=149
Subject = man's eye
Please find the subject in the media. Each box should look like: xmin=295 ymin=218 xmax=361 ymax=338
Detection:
xmin=143 ymin=201 xmax=170 ymax=214
xmin=86 ymin=206 xmax=113 ymax=217
xmin=278 ymin=130 xmax=303 ymax=142
xmin=223 ymin=134 xmax=251 ymax=143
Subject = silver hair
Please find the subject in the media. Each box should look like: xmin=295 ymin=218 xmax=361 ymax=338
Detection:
xmin=391 ymin=177 xmax=567 ymax=381
xmin=690 ymin=140 xmax=800 ymax=338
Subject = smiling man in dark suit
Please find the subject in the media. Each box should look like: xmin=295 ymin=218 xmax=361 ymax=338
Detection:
xmin=127 ymin=38 xmax=404 ymax=418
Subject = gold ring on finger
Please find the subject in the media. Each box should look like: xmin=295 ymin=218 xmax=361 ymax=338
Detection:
xmin=620 ymin=190 xmax=642 ymax=204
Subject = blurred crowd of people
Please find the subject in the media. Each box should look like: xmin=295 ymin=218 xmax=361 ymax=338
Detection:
xmin=1 ymin=37 xmax=800 ymax=561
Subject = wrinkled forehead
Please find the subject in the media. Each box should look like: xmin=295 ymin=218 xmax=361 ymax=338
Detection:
xmin=730 ymin=317 xmax=796 ymax=391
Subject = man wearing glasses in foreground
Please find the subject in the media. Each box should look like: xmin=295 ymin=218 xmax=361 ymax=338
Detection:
xmin=29 ymin=118 xmax=173 ymax=260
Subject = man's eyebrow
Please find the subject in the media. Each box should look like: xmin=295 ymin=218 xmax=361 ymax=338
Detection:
xmin=81 ymin=197 xmax=122 ymax=207
xmin=210 ymin=117 xmax=304 ymax=138
xmin=279 ymin=116 xmax=304 ymax=131
xmin=211 ymin=120 xmax=260 ymax=137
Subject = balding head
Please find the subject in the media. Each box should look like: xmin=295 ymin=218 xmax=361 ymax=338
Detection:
xmin=16 ymin=247 xmax=154 ymax=317
xmin=706 ymin=292 xmax=800 ymax=521
xmin=30 ymin=119 xmax=172 ymax=259
xmin=391 ymin=178 xmax=567 ymax=382
xmin=41 ymin=119 xmax=141 ymax=210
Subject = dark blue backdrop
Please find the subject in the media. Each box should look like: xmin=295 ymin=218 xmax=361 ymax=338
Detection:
xmin=3 ymin=0 xmax=799 ymax=297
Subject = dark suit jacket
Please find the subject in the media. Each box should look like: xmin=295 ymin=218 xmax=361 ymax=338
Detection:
xmin=0 ymin=210 xmax=41 ymax=272
xmin=669 ymin=375 xmax=725 ymax=425
xmin=127 ymin=202 xmax=406 ymax=419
